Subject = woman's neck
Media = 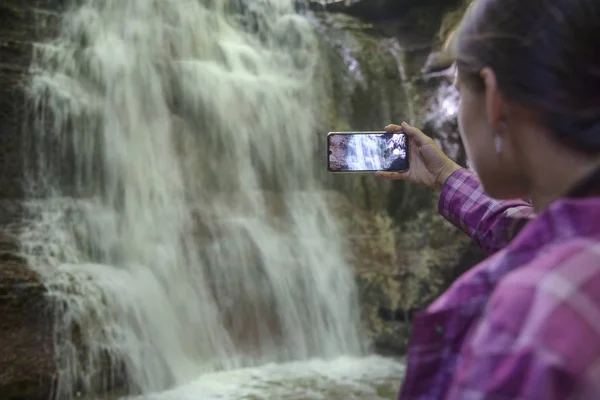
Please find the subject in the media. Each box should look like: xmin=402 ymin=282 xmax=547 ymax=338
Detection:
xmin=529 ymin=156 xmax=600 ymax=212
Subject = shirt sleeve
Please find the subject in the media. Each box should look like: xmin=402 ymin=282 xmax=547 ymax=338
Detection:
xmin=438 ymin=168 xmax=535 ymax=255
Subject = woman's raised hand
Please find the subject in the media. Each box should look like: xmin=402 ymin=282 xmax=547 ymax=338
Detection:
xmin=376 ymin=122 xmax=461 ymax=190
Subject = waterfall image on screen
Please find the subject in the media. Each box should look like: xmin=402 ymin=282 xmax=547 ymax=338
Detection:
xmin=328 ymin=133 xmax=408 ymax=172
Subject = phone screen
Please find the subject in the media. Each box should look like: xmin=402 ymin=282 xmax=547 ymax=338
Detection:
xmin=327 ymin=131 xmax=409 ymax=172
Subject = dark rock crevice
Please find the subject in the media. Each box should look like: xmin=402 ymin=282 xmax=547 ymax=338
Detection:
xmin=309 ymin=0 xmax=462 ymax=23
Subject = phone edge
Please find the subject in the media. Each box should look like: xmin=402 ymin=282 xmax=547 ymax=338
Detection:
xmin=326 ymin=131 xmax=410 ymax=173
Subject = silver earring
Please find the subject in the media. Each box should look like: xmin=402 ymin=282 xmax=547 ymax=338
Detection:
xmin=494 ymin=135 xmax=503 ymax=153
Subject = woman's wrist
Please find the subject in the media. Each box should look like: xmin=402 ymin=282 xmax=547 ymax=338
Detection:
xmin=435 ymin=162 xmax=462 ymax=190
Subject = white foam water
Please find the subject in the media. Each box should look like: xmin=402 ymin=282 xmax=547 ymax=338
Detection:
xmin=21 ymin=0 xmax=406 ymax=398
xmin=128 ymin=356 xmax=405 ymax=400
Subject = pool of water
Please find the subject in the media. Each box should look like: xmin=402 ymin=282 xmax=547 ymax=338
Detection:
xmin=125 ymin=355 xmax=405 ymax=400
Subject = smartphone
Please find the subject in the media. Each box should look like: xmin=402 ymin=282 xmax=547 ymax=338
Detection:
xmin=327 ymin=131 xmax=410 ymax=173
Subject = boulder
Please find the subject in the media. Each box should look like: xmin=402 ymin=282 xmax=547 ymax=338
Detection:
xmin=0 ymin=237 xmax=54 ymax=400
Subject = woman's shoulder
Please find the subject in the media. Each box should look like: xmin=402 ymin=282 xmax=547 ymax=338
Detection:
xmin=498 ymin=236 xmax=600 ymax=297
xmin=486 ymin=236 xmax=600 ymax=375
xmin=450 ymin=237 xmax=600 ymax=399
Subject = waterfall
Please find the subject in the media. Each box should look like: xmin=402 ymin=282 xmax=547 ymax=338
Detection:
xmin=345 ymin=134 xmax=407 ymax=171
xmin=346 ymin=135 xmax=384 ymax=170
xmin=20 ymin=0 xmax=380 ymax=397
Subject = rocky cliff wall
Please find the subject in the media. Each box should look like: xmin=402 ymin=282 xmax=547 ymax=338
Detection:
xmin=0 ymin=0 xmax=62 ymax=198
xmin=0 ymin=2 xmax=62 ymax=399
xmin=313 ymin=0 xmax=483 ymax=353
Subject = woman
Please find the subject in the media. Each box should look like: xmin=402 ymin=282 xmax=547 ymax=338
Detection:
xmin=377 ymin=0 xmax=600 ymax=398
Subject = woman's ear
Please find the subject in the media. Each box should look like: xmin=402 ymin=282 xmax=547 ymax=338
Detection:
xmin=480 ymin=67 xmax=507 ymax=133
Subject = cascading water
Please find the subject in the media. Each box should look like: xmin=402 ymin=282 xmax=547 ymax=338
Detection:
xmin=21 ymin=0 xmax=405 ymax=398
xmin=346 ymin=136 xmax=384 ymax=171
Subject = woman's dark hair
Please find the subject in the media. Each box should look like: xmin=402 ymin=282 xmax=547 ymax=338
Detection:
xmin=447 ymin=0 xmax=600 ymax=153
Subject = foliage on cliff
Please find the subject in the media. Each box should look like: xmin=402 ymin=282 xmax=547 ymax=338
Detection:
xmin=330 ymin=189 xmax=482 ymax=353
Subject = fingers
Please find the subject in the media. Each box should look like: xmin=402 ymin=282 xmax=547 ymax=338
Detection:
xmin=384 ymin=124 xmax=403 ymax=133
xmin=385 ymin=122 xmax=432 ymax=146
xmin=375 ymin=171 xmax=409 ymax=180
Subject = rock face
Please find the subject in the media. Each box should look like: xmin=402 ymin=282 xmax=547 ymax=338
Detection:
xmin=312 ymin=0 xmax=482 ymax=354
xmin=0 ymin=1 xmax=34 ymax=200
xmin=0 ymin=0 xmax=62 ymax=199
xmin=0 ymin=233 xmax=54 ymax=400
xmin=0 ymin=0 xmax=482 ymax=398
xmin=0 ymin=2 xmax=62 ymax=399
xmin=330 ymin=190 xmax=485 ymax=354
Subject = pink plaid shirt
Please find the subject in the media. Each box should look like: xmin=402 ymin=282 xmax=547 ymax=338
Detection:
xmin=398 ymin=168 xmax=600 ymax=399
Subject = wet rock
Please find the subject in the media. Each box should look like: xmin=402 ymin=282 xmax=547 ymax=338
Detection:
xmin=0 ymin=203 xmax=55 ymax=400
xmin=0 ymin=3 xmax=69 ymax=398
xmin=0 ymin=0 xmax=63 ymax=199
xmin=0 ymin=250 xmax=54 ymax=400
